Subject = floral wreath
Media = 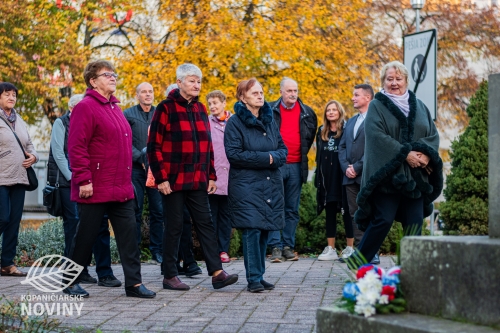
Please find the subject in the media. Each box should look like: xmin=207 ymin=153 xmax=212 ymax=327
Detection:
xmin=339 ymin=264 xmax=406 ymax=317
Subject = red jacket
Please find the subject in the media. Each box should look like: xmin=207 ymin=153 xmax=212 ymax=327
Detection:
xmin=68 ymin=88 xmax=134 ymax=203
xmin=147 ymin=89 xmax=216 ymax=192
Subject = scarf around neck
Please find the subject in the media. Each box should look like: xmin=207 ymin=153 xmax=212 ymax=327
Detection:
xmin=381 ymin=89 xmax=410 ymax=117
xmin=2 ymin=108 xmax=17 ymax=128
xmin=215 ymin=110 xmax=231 ymax=122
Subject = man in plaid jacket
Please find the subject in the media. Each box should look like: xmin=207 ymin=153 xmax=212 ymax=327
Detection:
xmin=147 ymin=63 xmax=238 ymax=291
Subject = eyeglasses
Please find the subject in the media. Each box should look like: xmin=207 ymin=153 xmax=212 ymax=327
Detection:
xmin=95 ymin=72 xmax=118 ymax=79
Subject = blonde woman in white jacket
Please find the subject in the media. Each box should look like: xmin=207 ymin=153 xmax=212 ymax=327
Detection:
xmin=0 ymin=82 xmax=38 ymax=277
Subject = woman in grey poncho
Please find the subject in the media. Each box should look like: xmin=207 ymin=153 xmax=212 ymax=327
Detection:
xmin=352 ymin=61 xmax=443 ymax=264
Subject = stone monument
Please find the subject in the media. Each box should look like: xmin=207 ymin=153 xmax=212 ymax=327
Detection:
xmin=316 ymin=73 xmax=500 ymax=332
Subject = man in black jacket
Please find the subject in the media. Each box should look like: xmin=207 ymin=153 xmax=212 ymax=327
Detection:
xmin=338 ymin=84 xmax=379 ymax=264
xmin=123 ymin=82 xmax=164 ymax=264
xmin=268 ymin=78 xmax=317 ymax=263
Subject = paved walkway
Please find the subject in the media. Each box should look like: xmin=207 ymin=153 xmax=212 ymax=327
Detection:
xmin=1 ymin=257 xmax=394 ymax=333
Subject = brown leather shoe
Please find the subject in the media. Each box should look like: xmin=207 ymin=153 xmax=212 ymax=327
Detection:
xmin=163 ymin=276 xmax=190 ymax=290
xmin=212 ymin=270 xmax=238 ymax=289
xmin=1 ymin=265 xmax=27 ymax=277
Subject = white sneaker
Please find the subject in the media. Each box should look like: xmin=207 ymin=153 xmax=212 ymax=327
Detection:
xmin=317 ymin=246 xmax=338 ymax=261
xmin=341 ymin=246 xmax=355 ymax=259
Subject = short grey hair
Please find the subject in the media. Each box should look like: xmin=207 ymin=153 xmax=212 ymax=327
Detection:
xmin=176 ymin=63 xmax=202 ymax=82
xmin=136 ymin=82 xmax=153 ymax=94
xmin=165 ymin=83 xmax=178 ymax=97
xmin=68 ymin=94 xmax=84 ymax=109
xmin=280 ymin=77 xmax=298 ymax=90
xmin=380 ymin=61 xmax=409 ymax=87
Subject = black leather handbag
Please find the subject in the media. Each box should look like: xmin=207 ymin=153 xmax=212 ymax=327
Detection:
xmin=0 ymin=116 xmax=38 ymax=191
xmin=43 ymin=171 xmax=63 ymax=217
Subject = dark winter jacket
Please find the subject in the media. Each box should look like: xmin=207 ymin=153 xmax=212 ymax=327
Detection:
xmin=271 ymin=97 xmax=317 ymax=183
xmin=225 ymin=101 xmax=288 ymax=230
xmin=68 ymin=88 xmax=134 ymax=203
xmin=354 ymin=91 xmax=443 ymax=231
xmin=338 ymin=113 xmax=366 ymax=185
xmin=315 ymin=126 xmax=344 ymax=215
xmin=147 ymin=89 xmax=216 ymax=191
xmin=47 ymin=113 xmax=71 ymax=188
xmin=123 ymin=104 xmax=156 ymax=169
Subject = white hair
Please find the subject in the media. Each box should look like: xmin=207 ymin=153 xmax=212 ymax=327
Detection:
xmin=176 ymin=63 xmax=202 ymax=82
xmin=380 ymin=61 xmax=409 ymax=87
xmin=68 ymin=94 xmax=84 ymax=109
xmin=280 ymin=77 xmax=298 ymax=90
xmin=165 ymin=83 xmax=178 ymax=97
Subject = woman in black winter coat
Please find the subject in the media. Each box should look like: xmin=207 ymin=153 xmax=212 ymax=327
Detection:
xmin=315 ymin=101 xmax=354 ymax=261
xmin=224 ymin=78 xmax=288 ymax=293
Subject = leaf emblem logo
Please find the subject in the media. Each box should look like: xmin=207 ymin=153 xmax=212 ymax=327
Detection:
xmin=20 ymin=255 xmax=84 ymax=293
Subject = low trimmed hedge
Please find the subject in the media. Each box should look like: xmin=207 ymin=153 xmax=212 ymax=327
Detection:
xmin=0 ymin=219 xmax=120 ymax=266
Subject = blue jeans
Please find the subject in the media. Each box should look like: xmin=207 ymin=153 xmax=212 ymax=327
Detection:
xmin=268 ymin=163 xmax=302 ymax=250
xmin=0 ymin=185 xmax=26 ymax=267
xmin=132 ymin=168 xmax=164 ymax=255
xmin=242 ymin=228 xmax=269 ymax=284
xmin=208 ymin=194 xmax=232 ymax=254
xmin=59 ymin=187 xmax=113 ymax=278
xmin=358 ymin=192 xmax=424 ymax=262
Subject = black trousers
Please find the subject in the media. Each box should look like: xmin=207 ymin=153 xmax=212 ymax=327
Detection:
xmin=177 ymin=206 xmax=196 ymax=267
xmin=357 ymin=192 xmax=424 ymax=262
xmin=162 ymin=190 xmax=222 ymax=278
xmin=68 ymin=200 xmax=142 ymax=287
xmin=344 ymin=183 xmax=365 ymax=246
xmin=208 ymin=194 xmax=232 ymax=254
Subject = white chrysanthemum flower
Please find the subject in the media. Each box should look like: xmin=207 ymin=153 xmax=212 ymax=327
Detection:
xmin=379 ymin=294 xmax=390 ymax=304
xmin=355 ymin=303 xmax=376 ymax=317
xmin=357 ymin=272 xmax=382 ymax=294
xmin=362 ymin=270 xmax=382 ymax=285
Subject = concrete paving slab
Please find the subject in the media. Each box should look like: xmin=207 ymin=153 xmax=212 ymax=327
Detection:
xmin=0 ymin=256 xmax=395 ymax=332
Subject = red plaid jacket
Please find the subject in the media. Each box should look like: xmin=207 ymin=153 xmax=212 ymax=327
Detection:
xmin=147 ymin=89 xmax=216 ymax=191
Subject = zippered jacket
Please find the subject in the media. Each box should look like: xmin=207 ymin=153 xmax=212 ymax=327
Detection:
xmin=209 ymin=114 xmax=231 ymax=195
xmin=0 ymin=112 xmax=39 ymax=186
xmin=68 ymin=88 xmax=134 ymax=203
xmin=224 ymin=101 xmax=287 ymax=230
xmin=147 ymin=89 xmax=216 ymax=192
xmin=123 ymin=104 xmax=156 ymax=169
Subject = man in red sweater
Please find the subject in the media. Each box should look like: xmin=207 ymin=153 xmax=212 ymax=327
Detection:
xmin=268 ymin=78 xmax=317 ymax=262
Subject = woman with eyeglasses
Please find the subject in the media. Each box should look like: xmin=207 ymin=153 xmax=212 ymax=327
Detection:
xmin=64 ymin=59 xmax=155 ymax=299
xmin=315 ymin=101 xmax=354 ymax=261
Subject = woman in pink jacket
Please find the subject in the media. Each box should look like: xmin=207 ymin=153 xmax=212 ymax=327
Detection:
xmin=207 ymin=90 xmax=233 ymax=263
xmin=65 ymin=59 xmax=155 ymax=299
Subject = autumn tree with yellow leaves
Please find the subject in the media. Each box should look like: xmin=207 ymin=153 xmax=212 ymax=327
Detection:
xmin=118 ymin=0 xmax=376 ymax=122
xmin=0 ymin=0 xmax=144 ymax=124
xmin=3 ymin=0 xmax=499 ymax=138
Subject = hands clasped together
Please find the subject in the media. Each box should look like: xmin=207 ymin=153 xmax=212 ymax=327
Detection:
xmin=406 ymin=151 xmax=433 ymax=174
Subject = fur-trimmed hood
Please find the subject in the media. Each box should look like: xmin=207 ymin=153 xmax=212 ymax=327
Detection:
xmin=234 ymin=101 xmax=273 ymax=127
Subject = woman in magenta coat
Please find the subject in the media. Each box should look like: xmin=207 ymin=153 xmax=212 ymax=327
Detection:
xmin=64 ymin=59 xmax=155 ymax=299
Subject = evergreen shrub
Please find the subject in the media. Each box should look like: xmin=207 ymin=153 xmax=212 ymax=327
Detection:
xmin=440 ymin=81 xmax=489 ymax=235
xmin=0 ymin=219 xmax=120 ymax=266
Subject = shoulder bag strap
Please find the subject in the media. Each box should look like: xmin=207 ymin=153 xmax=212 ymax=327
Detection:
xmin=0 ymin=116 xmax=28 ymax=158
